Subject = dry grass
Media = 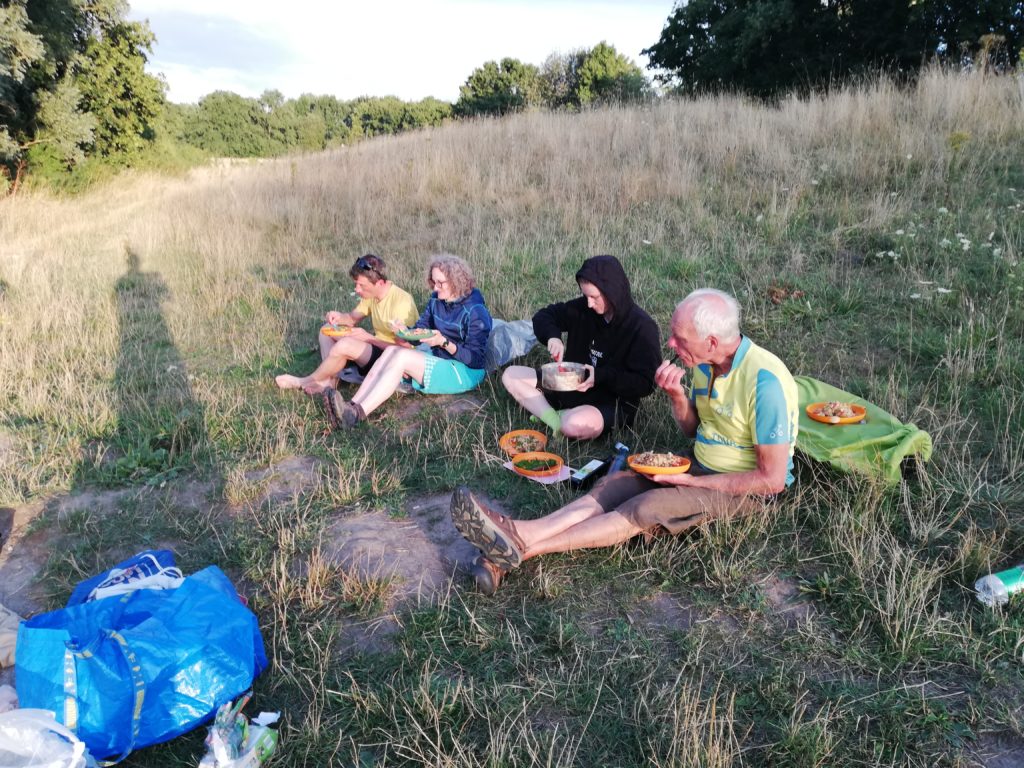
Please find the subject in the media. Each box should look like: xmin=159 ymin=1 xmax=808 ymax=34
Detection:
xmin=1 ymin=68 xmax=1022 ymax=766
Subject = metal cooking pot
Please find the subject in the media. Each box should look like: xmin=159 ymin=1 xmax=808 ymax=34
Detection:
xmin=539 ymin=361 xmax=591 ymax=392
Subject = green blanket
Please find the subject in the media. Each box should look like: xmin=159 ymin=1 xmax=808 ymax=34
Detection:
xmin=795 ymin=376 xmax=932 ymax=484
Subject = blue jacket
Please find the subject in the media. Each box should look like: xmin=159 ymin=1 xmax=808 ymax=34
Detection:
xmin=414 ymin=287 xmax=492 ymax=370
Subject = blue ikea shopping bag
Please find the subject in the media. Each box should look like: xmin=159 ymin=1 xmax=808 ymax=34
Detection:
xmin=15 ymin=566 xmax=267 ymax=762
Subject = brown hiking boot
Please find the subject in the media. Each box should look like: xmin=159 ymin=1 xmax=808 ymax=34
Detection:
xmin=471 ymin=555 xmax=507 ymax=595
xmin=450 ymin=486 xmax=525 ymax=568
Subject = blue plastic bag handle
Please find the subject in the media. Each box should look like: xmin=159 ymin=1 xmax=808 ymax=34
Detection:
xmin=63 ymin=628 xmax=146 ymax=765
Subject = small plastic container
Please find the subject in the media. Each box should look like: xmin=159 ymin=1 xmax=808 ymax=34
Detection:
xmin=975 ymin=564 xmax=1024 ymax=607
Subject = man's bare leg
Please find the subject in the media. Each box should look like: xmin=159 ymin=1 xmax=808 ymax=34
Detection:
xmin=522 ymin=510 xmax=643 ymax=559
xmin=276 ymin=335 xmax=373 ymax=392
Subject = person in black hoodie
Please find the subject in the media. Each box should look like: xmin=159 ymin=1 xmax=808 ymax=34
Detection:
xmin=501 ymin=255 xmax=661 ymax=438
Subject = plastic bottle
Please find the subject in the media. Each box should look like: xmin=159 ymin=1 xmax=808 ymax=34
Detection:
xmin=975 ymin=564 xmax=1024 ymax=607
xmin=606 ymin=442 xmax=630 ymax=475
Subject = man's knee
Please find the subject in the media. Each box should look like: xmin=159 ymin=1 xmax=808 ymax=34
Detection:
xmin=501 ymin=365 xmax=535 ymax=396
xmin=561 ymin=412 xmax=603 ymax=440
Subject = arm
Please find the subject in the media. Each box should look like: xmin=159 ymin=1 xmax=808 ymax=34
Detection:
xmin=447 ymin=304 xmax=491 ymax=369
xmin=651 ymin=443 xmax=790 ymax=496
xmin=532 ymin=300 xmax=575 ymax=345
xmin=655 ymin=359 xmax=698 ymax=437
xmin=325 ymin=309 xmax=367 ymax=327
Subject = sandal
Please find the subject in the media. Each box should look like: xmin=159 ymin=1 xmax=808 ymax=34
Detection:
xmin=471 ymin=555 xmax=507 ymax=595
xmin=450 ymin=486 xmax=525 ymax=569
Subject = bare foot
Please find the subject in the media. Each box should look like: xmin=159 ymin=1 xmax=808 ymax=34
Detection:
xmin=301 ymin=379 xmax=330 ymax=395
xmin=275 ymin=374 xmax=305 ymax=390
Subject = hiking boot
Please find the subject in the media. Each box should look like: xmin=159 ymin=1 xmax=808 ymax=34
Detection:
xmin=322 ymin=387 xmax=361 ymax=430
xmin=450 ymin=486 xmax=525 ymax=569
xmin=471 ymin=555 xmax=507 ymax=595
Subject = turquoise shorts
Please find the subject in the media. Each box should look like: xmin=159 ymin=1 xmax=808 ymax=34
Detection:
xmin=412 ymin=354 xmax=486 ymax=394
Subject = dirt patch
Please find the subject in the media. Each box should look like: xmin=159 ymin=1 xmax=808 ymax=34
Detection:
xmin=759 ymin=573 xmax=816 ymax=625
xmin=322 ymin=491 xmax=482 ymax=654
xmin=0 ymin=499 xmax=55 ymax=618
xmin=633 ymin=592 xmax=699 ymax=633
xmin=323 ymin=492 xmax=480 ymax=602
xmin=970 ymin=732 xmax=1024 ymax=768
xmin=390 ymin=394 xmax=486 ymax=438
xmin=241 ymin=455 xmax=322 ymax=504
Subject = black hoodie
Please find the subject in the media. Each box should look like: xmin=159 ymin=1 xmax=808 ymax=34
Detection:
xmin=532 ymin=255 xmax=661 ymax=422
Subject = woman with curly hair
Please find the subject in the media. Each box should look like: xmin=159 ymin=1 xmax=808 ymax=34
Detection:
xmin=322 ymin=254 xmax=493 ymax=430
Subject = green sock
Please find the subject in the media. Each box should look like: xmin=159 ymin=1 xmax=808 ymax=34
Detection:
xmin=534 ymin=407 xmax=562 ymax=436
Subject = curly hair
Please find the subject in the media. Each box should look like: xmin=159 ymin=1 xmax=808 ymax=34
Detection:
xmin=425 ymin=254 xmax=475 ymax=299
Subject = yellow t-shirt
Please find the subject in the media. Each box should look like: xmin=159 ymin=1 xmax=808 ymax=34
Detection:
xmin=690 ymin=336 xmax=799 ymax=485
xmin=354 ymin=284 xmax=418 ymax=343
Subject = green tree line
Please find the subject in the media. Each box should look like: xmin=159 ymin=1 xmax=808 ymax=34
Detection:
xmin=3 ymin=0 xmax=1021 ymax=192
xmin=644 ymin=0 xmax=1024 ymax=98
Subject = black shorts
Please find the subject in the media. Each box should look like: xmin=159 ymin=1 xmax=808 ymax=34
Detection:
xmin=356 ymin=345 xmax=384 ymax=376
xmin=547 ymin=393 xmax=631 ymax=434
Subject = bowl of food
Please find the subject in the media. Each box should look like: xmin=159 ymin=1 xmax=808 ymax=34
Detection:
xmin=499 ymin=429 xmax=548 ymax=457
xmin=539 ymin=362 xmax=590 ymax=392
xmin=806 ymin=401 xmax=866 ymax=425
xmin=395 ymin=327 xmax=436 ymax=343
xmin=627 ymin=452 xmax=692 ymax=476
xmin=511 ymin=451 xmax=564 ymax=478
xmin=321 ymin=324 xmax=352 ymax=338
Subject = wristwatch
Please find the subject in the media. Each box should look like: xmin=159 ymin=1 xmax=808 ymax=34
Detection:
xmin=445 ymin=340 xmax=456 ymax=354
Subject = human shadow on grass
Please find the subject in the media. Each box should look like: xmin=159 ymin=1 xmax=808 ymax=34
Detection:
xmin=88 ymin=249 xmax=212 ymax=486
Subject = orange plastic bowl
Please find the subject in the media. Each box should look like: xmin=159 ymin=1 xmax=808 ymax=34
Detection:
xmin=512 ymin=452 xmax=564 ymax=478
xmin=627 ymin=453 xmax=692 ymax=476
xmin=806 ymin=402 xmax=866 ymax=425
xmin=321 ymin=324 xmax=352 ymax=338
xmin=498 ymin=429 xmax=548 ymax=457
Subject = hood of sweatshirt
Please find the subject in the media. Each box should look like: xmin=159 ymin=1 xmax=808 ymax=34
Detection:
xmin=574 ymin=255 xmax=635 ymax=324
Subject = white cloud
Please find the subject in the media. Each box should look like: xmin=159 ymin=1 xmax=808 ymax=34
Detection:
xmin=128 ymin=0 xmax=675 ymax=103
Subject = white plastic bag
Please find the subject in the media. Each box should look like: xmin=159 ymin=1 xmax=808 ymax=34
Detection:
xmin=0 ymin=709 xmax=96 ymax=768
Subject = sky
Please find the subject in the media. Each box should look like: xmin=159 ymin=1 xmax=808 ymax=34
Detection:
xmin=126 ymin=1 xmax=677 ymax=105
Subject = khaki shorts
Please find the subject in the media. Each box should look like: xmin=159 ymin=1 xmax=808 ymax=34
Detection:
xmin=588 ymin=469 xmax=763 ymax=535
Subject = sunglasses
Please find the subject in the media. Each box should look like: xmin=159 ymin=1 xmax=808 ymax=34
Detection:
xmin=355 ymin=256 xmax=377 ymax=271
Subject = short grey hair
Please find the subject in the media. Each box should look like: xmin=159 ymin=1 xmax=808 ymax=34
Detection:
xmin=679 ymin=289 xmax=741 ymax=341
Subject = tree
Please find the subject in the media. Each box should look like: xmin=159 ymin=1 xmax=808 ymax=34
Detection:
xmin=454 ymin=58 xmax=540 ymax=117
xmin=644 ymin=0 xmax=1024 ymax=97
xmin=76 ymin=20 xmax=164 ymax=158
xmin=539 ymin=43 xmax=650 ymax=109
xmin=575 ymin=42 xmax=650 ymax=105
xmin=0 ymin=0 xmax=164 ymax=188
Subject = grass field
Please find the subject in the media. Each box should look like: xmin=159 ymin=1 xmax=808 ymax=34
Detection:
xmin=1 ymin=68 xmax=1022 ymax=766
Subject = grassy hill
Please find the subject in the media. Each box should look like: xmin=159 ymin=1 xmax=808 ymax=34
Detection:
xmin=0 ymin=68 xmax=1022 ymax=766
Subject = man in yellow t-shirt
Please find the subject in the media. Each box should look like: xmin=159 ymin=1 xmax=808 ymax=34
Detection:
xmin=275 ymin=254 xmax=418 ymax=394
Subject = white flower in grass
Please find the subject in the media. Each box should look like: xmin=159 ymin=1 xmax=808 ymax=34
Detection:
xmin=940 ymin=239 xmax=952 ymax=248
xmin=938 ymin=207 xmax=949 ymax=214
xmin=910 ymin=293 xmax=922 ymax=299
xmin=981 ymin=243 xmax=992 ymax=249
xmin=895 ymin=229 xmax=905 ymax=235
xmin=936 ymin=287 xmax=952 ymax=294
xmin=642 ymin=239 xmax=652 ymax=245
xmin=811 ymin=179 xmax=819 ymax=186
xmin=755 ymin=214 xmax=764 ymax=222
xmin=906 ymin=154 xmax=913 ymax=159
xmin=890 ymin=192 xmax=899 ymax=198
xmin=994 ymin=248 xmax=1003 ymax=257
